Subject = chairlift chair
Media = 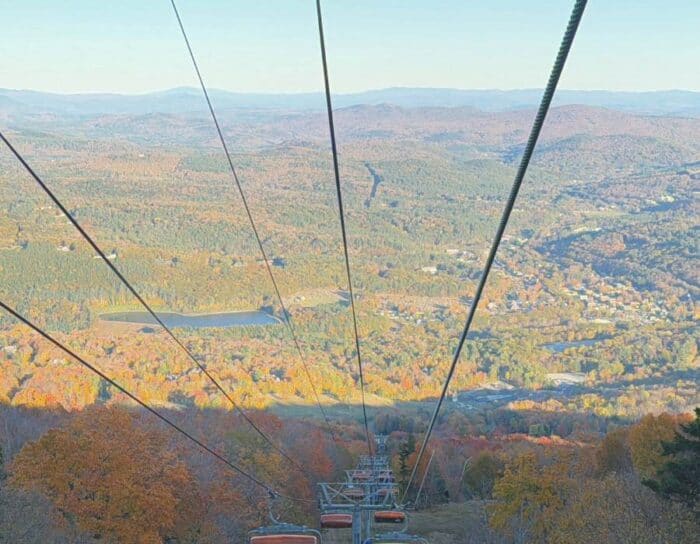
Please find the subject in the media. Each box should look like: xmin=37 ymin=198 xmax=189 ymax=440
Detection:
xmin=375 ymin=486 xmax=396 ymax=498
xmin=374 ymin=511 xmax=406 ymax=524
xmin=363 ymin=532 xmax=427 ymax=544
xmin=248 ymin=523 xmax=322 ymax=544
xmin=319 ymin=512 xmax=353 ymax=529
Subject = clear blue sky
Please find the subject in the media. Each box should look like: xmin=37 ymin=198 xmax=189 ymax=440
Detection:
xmin=3 ymin=0 xmax=700 ymax=94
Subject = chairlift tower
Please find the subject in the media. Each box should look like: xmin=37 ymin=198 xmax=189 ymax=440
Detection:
xmin=248 ymin=437 xmax=425 ymax=544
xmin=375 ymin=434 xmax=388 ymax=455
xmin=318 ymin=436 xmax=403 ymax=544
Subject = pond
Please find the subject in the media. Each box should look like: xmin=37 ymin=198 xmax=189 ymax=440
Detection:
xmin=100 ymin=310 xmax=281 ymax=329
xmin=541 ymin=336 xmax=610 ymax=353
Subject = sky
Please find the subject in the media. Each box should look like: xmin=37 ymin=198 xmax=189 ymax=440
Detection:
xmin=3 ymin=0 xmax=700 ymax=95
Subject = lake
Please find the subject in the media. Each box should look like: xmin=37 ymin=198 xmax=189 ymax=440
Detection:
xmin=100 ymin=310 xmax=281 ymax=329
xmin=542 ymin=336 xmax=610 ymax=353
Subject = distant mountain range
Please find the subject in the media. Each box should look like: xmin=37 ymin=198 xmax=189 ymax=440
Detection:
xmin=2 ymin=87 xmax=700 ymax=117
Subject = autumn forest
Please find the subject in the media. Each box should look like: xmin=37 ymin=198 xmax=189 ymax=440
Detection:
xmin=0 ymin=85 xmax=698 ymax=543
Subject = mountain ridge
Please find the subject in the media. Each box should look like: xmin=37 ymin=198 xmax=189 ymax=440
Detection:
xmin=3 ymin=87 xmax=700 ymax=117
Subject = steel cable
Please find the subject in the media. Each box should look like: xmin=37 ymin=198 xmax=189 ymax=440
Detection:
xmin=315 ymin=0 xmax=373 ymax=457
xmin=402 ymin=0 xmax=589 ymax=503
xmin=168 ymin=0 xmax=341 ymax=450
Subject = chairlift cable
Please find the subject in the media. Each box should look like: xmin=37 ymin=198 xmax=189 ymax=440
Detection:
xmin=315 ymin=0 xmax=373 ymax=457
xmin=0 ymin=299 xmax=276 ymax=494
xmin=401 ymin=0 xmax=589 ymax=503
xmin=0 ymin=130 xmax=312 ymax=480
xmin=169 ymin=0 xmax=342 ymax=450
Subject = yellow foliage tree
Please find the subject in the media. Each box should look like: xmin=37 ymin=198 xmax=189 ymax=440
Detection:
xmin=628 ymin=413 xmax=678 ymax=479
xmin=489 ymin=451 xmax=582 ymax=542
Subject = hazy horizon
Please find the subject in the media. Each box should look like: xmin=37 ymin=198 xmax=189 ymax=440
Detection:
xmin=5 ymin=86 xmax=700 ymax=118
xmin=4 ymin=85 xmax=700 ymax=97
xmin=4 ymin=1 xmax=700 ymax=94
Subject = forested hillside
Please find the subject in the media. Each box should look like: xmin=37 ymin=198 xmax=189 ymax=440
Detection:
xmin=0 ymin=101 xmax=696 ymax=413
xmin=0 ymin=94 xmax=697 ymax=542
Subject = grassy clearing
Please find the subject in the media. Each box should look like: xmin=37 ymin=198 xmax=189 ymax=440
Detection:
xmin=320 ymin=502 xmax=499 ymax=544
xmin=409 ymin=502 xmax=500 ymax=544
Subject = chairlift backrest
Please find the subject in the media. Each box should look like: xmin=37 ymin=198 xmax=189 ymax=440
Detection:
xmin=374 ymin=511 xmax=406 ymax=524
xmin=250 ymin=535 xmax=318 ymax=544
xmin=249 ymin=524 xmax=321 ymax=544
xmin=363 ymin=532 xmax=427 ymax=544
xmin=320 ymin=513 xmax=353 ymax=529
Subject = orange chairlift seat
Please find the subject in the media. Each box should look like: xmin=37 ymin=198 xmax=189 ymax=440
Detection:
xmin=249 ymin=523 xmax=321 ymax=544
xmin=374 ymin=511 xmax=406 ymax=524
xmin=250 ymin=536 xmax=318 ymax=544
xmin=320 ymin=513 xmax=353 ymax=529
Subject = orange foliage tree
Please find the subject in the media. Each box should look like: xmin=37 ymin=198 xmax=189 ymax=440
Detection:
xmin=596 ymin=427 xmax=632 ymax=474
xmin=9 ymin=406 xmax=202 ymax=544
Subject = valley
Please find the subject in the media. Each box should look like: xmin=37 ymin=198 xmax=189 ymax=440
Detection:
xmin=0 ymin=87 xmax=697 ymax=543
xmin=0 ymin=92 xmax=697 ymax=417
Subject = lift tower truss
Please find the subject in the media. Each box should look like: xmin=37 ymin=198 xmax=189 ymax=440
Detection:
xmin=318 ymin=435 xmax=400 ymax=544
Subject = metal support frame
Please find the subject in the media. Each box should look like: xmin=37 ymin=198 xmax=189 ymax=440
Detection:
xmin=318 ymin=435 xmax=424 ymax=544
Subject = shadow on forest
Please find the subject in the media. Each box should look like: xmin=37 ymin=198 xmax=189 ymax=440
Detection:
xmin=0 ymin=398 xmax=694 ymax=543
xmin=0 ymin=392 xmax=641 ymax=464
xmin=455 ymin=367 xmax=699 ymax=415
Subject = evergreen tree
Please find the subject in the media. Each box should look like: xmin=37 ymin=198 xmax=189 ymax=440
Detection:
xmin=644 ymin=407 xmax=700 ymax=513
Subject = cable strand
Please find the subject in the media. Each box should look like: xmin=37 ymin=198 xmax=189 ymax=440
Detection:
xmin=168 ymin=0 xmax=341 ymax=449
xmin=314 ymin=0 xmax=373 ymax=456
xmin=401 ymin=0 xmax=588 ymax=503
xmin=0 ymin=129 xmax=311 ymax=480
xmin=0 ymin=299 xmax=275 ymax=493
